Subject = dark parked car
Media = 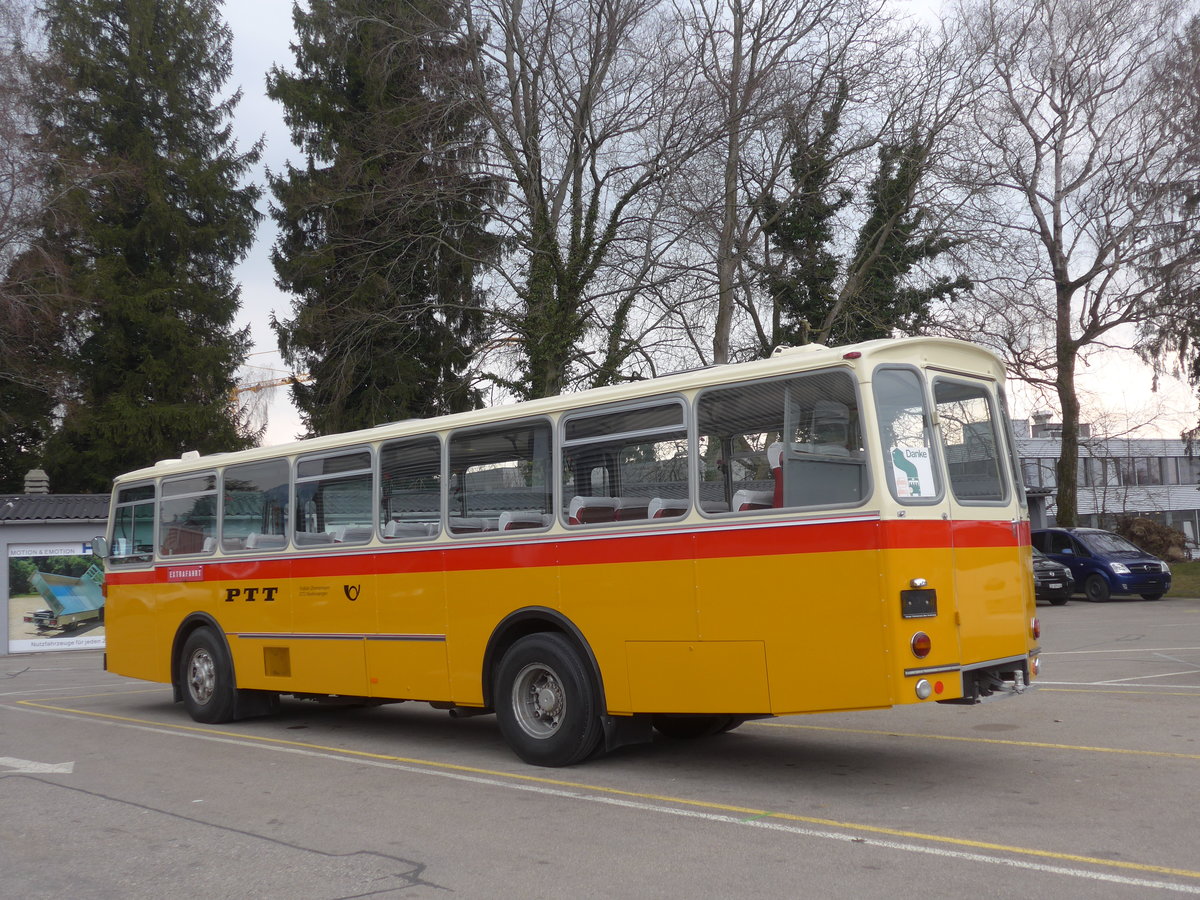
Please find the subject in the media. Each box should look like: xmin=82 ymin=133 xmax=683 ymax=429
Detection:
xmin=1032 ymin=548 xmax=1074 ymax=605
xmin=1031 ymin=527 xmax=1172 ymax=602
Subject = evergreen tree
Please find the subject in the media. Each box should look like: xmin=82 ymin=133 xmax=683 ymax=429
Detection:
xmin=762 ymin=111 xmax=968 ymax=349
xmin=28 ymin=0 xmax=261 ymax=493
xmin=760 ymin=88 xmax=851 ymax=349
xmin=829 ymin=138 xmax=971 ymax=345
xmin=267 ymin=0 xmax=501 ymax=436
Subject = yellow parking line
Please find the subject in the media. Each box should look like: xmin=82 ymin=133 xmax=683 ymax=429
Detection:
xmin=16 ymin=697 xmax=1200 ymax=883
xmin=753 ymin=720 xmax=1200 ymax=760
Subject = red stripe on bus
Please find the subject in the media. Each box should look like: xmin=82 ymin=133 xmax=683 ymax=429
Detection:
xmin=105 ymin=516 xmax=1023 ymax=586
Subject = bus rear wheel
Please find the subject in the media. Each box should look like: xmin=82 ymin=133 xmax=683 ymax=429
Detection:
xmin=494 ymin=633 xmax=603 ymax=767
xmin=180 ymin=627 xmax=237 ymax=724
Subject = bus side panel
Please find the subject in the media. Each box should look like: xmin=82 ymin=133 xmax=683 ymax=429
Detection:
xmin=105 ymin=577 xmax=170 ymax=684
xmin=443 ymin=545 xmax=561 ymax=707
xmin=951 ymin=521 xmax=1036 ymax=671
xmin=695 ymin=525 xmax=891 ymax=715
xmin=877 ymin=529 xmax=963 ymax=703
xmin=284 ymin=562 xmax=373 ymax=696
xmin=207 ymin=560 xmax=296 ymax=693
xmin=370 ymin=550 xmax=451 ymax=702
xmin=626 ymin=640 xmax=769 ymax=712
xmin=560 ymin=552 xmax=700 ymax=715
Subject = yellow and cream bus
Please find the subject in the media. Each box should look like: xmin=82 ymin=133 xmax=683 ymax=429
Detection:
xmin=98 ymin=336 xmax=1040 ymax=766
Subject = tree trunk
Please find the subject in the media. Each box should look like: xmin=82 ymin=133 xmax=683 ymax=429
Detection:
xmin=1053 ymin=286 xmax=1079 ymax=527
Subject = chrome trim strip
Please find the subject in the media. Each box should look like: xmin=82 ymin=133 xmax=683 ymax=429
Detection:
xmin=231 ymin=632 xmax=446 ymax=642
xmin=962 ymin=653 xmax=1028 ymax=672
xmin=904 ymin=663 xmax=961 ymax=677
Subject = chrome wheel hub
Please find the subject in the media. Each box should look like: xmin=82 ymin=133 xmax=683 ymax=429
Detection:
xmin=187 ymin=648 xmax=216 ymax=705
xmin=512 ymin=662 xmax=565 ymax=739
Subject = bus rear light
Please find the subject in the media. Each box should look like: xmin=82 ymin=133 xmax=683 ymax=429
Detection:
xmin=915 ymin=679 xmax=933 ymax=699
xmin=910 ymin=632 xmax=932 ymax=659
xmin=1031 ymin=617 xmax=1040 ymax=639
xmin=934 ymin=680 xmax=944 ymax=695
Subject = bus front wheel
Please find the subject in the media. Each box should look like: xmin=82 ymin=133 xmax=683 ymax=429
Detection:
xmin=180 ymin=627 xmax=238 ymax=724
xmin=494 ymin=633 xmax=603 ymax=767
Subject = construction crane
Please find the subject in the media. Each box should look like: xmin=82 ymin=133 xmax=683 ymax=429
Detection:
xmin=229 ymin=373 xmax=312 ymax=401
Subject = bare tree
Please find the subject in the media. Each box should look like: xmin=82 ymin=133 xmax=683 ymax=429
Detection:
xmin=0 ymin=0 xmax=47 ymax=382
xmin=463 ymin=0 xmax=707 ymax=398
xmin=943 ymin=0 xmax=1200 ymax=525
xmin=671 ymin=0 xmax=872 ymax=363
xmin=668 ymin=0 xmax=974 ymax=362
xmin=1137 ymin=14 xmax=1200 ymax=442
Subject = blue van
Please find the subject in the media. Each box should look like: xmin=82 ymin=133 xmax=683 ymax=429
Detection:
xmin=1031 ymin=528 xmax=1172 ymax=601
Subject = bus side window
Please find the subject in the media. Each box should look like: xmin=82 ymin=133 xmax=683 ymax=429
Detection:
xmin=294 ymin=448 xmax=373 ymax=546
xmin=222 ymin=459 xmax=290 ymax=553
xmin=449 ymin=420 xmax=552 ymax=536
xmin=699 ymin=370 xmax=867 ymax=513
xmin=380 ymin=436 xmax=442 ymax=541
xmin=159 ymin=473 xmax=217 ymax=557
xmin=110 ymin=483 xmax=156 ymax=565
xmin=561 ymin=400 xmax=689 ymax=527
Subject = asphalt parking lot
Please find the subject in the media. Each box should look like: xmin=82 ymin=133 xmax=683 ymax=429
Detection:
xmin=2 ymin=596 xmax=1199 ymax=899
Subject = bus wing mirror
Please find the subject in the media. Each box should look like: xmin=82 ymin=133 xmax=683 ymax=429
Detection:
xmin=91 ymin=536 xmax=109 ymax=560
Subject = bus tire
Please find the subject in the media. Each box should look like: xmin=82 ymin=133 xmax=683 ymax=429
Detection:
xmin=180 ymin=627 xmax=238 ymax=724
xmin=494 ymin=633 xmax=603 ymax=767
xmin=651 ymin=714 xmax=734 ymax=739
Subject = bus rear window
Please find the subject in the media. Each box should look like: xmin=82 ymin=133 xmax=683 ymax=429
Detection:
xmin=933 ymin=378 xmax=1007 ymax=503
xmin=874 ymin=367 xmax=941 ymax=503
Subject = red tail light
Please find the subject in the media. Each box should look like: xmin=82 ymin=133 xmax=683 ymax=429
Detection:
xmin=911 ymin=632 xmax=932 ymax=658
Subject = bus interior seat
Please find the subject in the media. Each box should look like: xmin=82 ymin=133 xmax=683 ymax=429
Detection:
xmin=796 ymin=401 xmax=853 ymax=457
xmin=449 ymin=516 xmax=496 ymax=533
xmin=613 ymin=497 xmax=650 ymax=521
xmin=648 ymin=498 xmax=689 ymax=519
xmin=499 ymin=511 xmax=551 ymax=531
xmin=295 ymin=531 xmax=336 ymax=546
xmin=244 ymin=533 xmax=287 ymax=550
xmin=568 ymin=496 xmax=619 ymax=525
xmin=329 ymin=524 xmax=374 ymax=543
xmin=383 ymin=520 xmax=438 ymax=539
xmin=767 ymin=441 xmax=784 ymax=507
xmin=732 ymin=489 xmax=774 ymax=512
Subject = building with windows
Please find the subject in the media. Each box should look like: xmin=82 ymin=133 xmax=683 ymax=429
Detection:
xmin=1014 ymin=413 xmax=1200 ymax=544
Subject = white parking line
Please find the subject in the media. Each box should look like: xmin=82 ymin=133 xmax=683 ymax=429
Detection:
xmin=1041 ymin=647 xmax=1200 ymax=655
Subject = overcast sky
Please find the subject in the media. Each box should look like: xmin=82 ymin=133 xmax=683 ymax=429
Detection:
xmin=226 ymin=0 xmax=303 ymax=445
xmin=220 ymin=0 xmax=1198 ymax=444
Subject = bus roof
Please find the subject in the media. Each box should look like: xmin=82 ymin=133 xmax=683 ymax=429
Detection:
xmin=115 ymin=336 xmax=1004 ymax=485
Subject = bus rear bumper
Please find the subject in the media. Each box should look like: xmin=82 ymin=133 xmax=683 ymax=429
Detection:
xmin=937 ymin=653 xmax=1037 ymax=705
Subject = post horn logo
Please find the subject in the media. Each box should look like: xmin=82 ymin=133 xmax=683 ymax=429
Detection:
xmin=343 ymin=584 xmax=361 ymax=601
